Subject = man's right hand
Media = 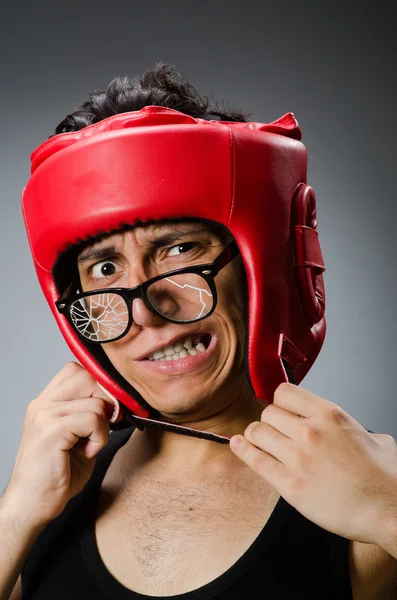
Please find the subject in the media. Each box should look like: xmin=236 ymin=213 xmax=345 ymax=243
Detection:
xmin=3 ymin=361 xmax=117 ymax=529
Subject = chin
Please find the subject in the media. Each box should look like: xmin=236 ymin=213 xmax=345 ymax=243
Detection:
xmin=150 ymin=384 xmax=218 ymax=416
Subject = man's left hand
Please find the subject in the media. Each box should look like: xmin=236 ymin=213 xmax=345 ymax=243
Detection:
xmin=230 ymin=383 xmax=397 ymax=544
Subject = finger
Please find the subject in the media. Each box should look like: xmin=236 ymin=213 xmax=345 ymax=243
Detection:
xmin=243 ymin=420 xmax=294 ymax=467
xmin=229 ymin=435 xmax=285 ymax=484
xmin=273 ymin=382 xmax=332 ymax=419
xmin=38 ymin=366 xmax=118 ymax=422
xmin=260 ymin=403 xmax=302 ymax=439
xmin=54 ymin=412 xmax=110 ymax=459
xmin=40 ymin=361 xmax=84 ymax=395
xmin=47 ymin=397 xmax=114 ymax=422
xmin=41 ymin=367 xmax=108 ymax=404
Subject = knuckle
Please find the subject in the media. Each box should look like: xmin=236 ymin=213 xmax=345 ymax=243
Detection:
xmin=275 ymin=382 xmax=293 ymax=395
xmin=25 ymin=398 xmax=39 ymax=418
xmin=325 ymin=404 xmax=348 ymax=425
xmin=261 ymin=403 xmax=281 ymax=424
xmin=64 ymin=361 xmax=83 ymax=375
xmin=28 ymin=404 xmax=48 ymax=426
xmin=301 ymin=423 xmax=323 ymax=445
xmin=30 ymin=407 xmax=44 ymax=423
xmin=92 ymin=397 xmax=108 ymax=414
xmin=262 ymin=404 xmax=276 ymax=418
xmin=244 ymin=422 xmax=254 ymax=437
xmin=382 ymin=433 xmax=396 ymax=446
xmin=245 ymin=421 xmax=260 ymax=440
xmin=273 ymin=382 xmax=295 ymax=404
xmin=260 ymin=406 xmax=268 ymax=420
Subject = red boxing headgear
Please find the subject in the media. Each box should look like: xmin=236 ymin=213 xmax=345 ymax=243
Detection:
xmin=22 ymin=106 xmax=326 ymax=441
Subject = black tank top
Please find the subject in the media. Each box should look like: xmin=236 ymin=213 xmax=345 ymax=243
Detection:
xmin=21 ymin=425 xmax=354 ymax=599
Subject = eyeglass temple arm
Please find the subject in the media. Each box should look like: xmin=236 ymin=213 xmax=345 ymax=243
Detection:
xmin=212 ymin=239 xmax=240 ymax=272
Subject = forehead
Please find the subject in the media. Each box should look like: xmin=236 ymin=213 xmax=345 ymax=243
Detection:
xmin=77 ymin=218 xmax=226 ymax=256
xmin=52 ymin=218 xmax=229 ymax=295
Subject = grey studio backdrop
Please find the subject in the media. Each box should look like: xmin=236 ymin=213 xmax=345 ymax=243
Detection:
xmin=0 ymin=1 xmax=396 ymax=493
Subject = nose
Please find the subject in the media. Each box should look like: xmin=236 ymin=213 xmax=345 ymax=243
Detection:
xmin=131 ymin=297 xmax=164 ymax=328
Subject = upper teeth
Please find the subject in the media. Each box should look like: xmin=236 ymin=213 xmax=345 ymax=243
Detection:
xmin=148 ymin=336 xmax=207 ymax=361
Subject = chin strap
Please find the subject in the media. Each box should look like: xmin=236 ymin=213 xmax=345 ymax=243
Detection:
xmin=118 ymin=358 xmax=296 ymax=445
xmin=125 ymin=413 xmax=232 ymax=444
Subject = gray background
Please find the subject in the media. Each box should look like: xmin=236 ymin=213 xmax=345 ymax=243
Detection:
xmin=0 ymin=1 xmax=396 ymax=492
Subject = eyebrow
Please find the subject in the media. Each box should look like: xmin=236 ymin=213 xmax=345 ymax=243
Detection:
xmin=77 ymin=226 xmax=212 ymax=265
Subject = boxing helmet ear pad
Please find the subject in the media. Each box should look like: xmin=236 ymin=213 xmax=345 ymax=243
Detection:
xmin=291 ymin=183 xmax=326 ymax=329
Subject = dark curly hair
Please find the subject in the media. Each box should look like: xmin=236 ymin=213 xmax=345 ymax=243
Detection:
xmin=51 ymin=62 xmax=251 ymax=293
xmin=51 ymin=61 xmax=251 ymax=136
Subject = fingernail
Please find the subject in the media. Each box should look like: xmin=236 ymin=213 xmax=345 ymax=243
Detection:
xmin=230 ymin=436 xmax=242 ymax=450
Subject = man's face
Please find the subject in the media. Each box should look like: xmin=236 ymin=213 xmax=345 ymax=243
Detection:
xmin=77 ymin=220 xmax=248 ymax=423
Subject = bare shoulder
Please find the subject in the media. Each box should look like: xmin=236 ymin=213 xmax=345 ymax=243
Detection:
xmin=349 ymin=539 xmax=397 ymax=599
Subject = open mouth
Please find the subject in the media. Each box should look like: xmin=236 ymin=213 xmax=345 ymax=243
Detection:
xmin=147 ymin=333 xmax=212 ymax=362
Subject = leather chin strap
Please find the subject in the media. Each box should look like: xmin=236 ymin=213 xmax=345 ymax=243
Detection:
xmin=125 ymin=413 xmax=232 ymax=444
xmin=123 ymin=359 xmax=296 ymax=445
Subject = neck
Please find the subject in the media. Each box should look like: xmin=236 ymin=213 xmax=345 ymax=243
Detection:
xmin=122 ymin=380 xmax=267 ymax=480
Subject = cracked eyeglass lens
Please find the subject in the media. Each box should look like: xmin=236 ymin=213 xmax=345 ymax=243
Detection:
xmin=147 ymin=273 xmax=213 ymax=321
xmin=70 ymin=293 xmax=129 ymax=342
xmin=69 ymin=274 xmax=214 ymax=342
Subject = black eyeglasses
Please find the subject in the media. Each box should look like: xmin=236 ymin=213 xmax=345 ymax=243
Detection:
xmin=56 ymin=239 xmax=240 ymax=344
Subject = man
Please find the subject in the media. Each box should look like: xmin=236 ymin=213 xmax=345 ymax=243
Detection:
xmin=2 ymin=62 xmax=397 ymax=599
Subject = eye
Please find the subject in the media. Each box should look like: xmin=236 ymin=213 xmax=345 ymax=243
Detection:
xmin=167 ymin=242 xmax=196 ymax=257
xmin=90 ymin=260 xmax=121 ymax=279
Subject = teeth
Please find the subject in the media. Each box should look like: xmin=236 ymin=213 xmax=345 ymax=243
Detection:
xmin=184 ymin=337 xmax=193 ymax=350
xmin=148 ymin=335 xmax=209 ymax=361
xmin=163 ymin=346 xmax=175 ymax=356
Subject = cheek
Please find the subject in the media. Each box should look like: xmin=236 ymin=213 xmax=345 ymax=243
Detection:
xmin=99 ymin=341 xmax=125 ymax=369
xmin=219 ymin=262 xmax=247 ymax=319
xmin=216 ymin=268 xmax=247 ymax=345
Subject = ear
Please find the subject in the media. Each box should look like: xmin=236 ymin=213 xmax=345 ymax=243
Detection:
xmin=291 ymin=184 xmax=326 ymax=328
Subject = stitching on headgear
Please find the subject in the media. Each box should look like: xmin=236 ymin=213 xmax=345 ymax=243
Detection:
xmin=226 ymin=127 xmax=236 ymax=227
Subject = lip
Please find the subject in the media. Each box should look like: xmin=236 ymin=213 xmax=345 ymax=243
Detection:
xmin=135 ymin=334 xmax=218 ymax=375
xmin=134 ymin=329 xmax=214 ymax=361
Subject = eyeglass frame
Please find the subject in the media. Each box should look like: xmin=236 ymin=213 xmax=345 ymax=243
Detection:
xmin=55 ymin=239 xmax=240 ymax=344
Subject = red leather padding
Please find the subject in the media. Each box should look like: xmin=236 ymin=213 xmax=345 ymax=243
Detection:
xmin=291 ymin=184 xmax=326 ymax=329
